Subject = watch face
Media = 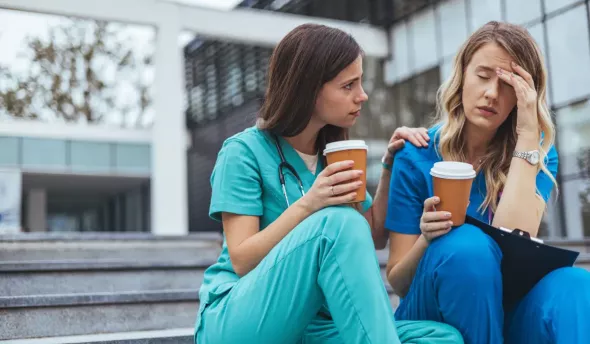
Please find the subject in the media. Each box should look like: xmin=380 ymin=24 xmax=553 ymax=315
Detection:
xmin=529 ymin=151 xmax=540 ymax=165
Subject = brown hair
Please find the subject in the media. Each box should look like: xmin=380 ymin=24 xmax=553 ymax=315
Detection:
xmin=434 ymin=21 xmax=557 ymax=214
xmin=257 ymin=23 xmax=363 ymax=166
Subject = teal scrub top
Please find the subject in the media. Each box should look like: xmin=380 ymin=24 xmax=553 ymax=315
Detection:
xmin=199 ymin=126 xmax=373 ymax=305
xmin=384 ymin=126 xmax=559 ymax=234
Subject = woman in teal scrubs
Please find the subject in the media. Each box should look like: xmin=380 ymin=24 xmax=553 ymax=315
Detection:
xmin=385 ymin=21 xmax=590 ymax=344
xmin=194 ymin=24 xmax=463 ymax=344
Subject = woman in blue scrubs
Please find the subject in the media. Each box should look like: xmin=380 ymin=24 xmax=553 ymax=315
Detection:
xmin=385 ymin=21 xmax=590 ymax=344
xmin=194 ymin=24 xmax=463 ymax=344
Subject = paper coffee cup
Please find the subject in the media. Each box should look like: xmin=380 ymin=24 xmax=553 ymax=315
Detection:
xmin=323 ymin=140 xmax=368 ymax=203
xmin=430 ymin=162 xmax=476 ymax=226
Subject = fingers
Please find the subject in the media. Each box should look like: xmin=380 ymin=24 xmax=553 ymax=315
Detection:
xmin=331 ymin=180 xmax=363 ymax=196
xmin=387 ymin=139 xmax=405 ymax=155
xmin=497 ymin=68 xmax=528 ymax=99
xmin=322 ymin=160 xmax=354 ymax=177
xmin=327 ymin=170 xmax=363 ymax=185
xmin=395 ymin=127 xmax=428 ymax=147
xmin=511 ymin=61 xmax=534 ymax=89
xmin=422 ymin=220 xmax=453 ymax=233
xmin=422 ymin=210 xmax=452 ymax=223
xmin=328 ymin=191 xmax=358 ymax=205
xmin=414 ymin=131 xmax=429 ymax=147
xmin=419 ymin=127 xmax=430 ymax=142
xmin=423 ymin=196 xmax=440 ymax=212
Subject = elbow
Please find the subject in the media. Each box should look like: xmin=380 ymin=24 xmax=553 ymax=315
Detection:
xmin=229 ymin=252 xmax=250 ymax=277
xmin=372 ymin=226 xmax=389 ymax=250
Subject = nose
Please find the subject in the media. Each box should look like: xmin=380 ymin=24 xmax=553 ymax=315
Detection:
xmin=356 ymin=87 xmax=368 ymax=103
xmin=484 ymin=79 xmax=500 ymax=101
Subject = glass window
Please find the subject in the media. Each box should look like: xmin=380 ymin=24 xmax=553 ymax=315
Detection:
xmin=437 ymin=0 xmax=468 ymax=59
xmin=70 ymin=141 xmax=111 ymax=173
xmin=469 ymin=0 xmax=502 ymax=32
xmin=410 ymin=8 xmax=438 ymax=73
xmin=390 ymin=22 xmax=411 ymax=82
xmin=526 ymin=23 xmax=552 ymax=106
xmin=505 ymin=0 xmax=542 ymax=25
xmin=544 ymin=0 xmax=580 ymax=15
xmin=440 ymin=57 xmax=455 ymax=85
xmin=22 ymin=138 xmax=66 ymax=170
xmin=0 ymin=137 xmax=19 ymax=166
xmin=546 ymin=5 xmax=590 ymax=106
xmin=114 ymin=143 xmax=150 ymax=174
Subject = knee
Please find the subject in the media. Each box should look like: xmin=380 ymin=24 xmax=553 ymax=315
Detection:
xmin=307 ymin=206 xmax=370 ymax=242
xmin=427 ymin=224 xmax=502 ymax=279
xmin=419 ymin=321 xmax=464 ymax=343
xmin=540 ymin=267 xmax=590 ymax=300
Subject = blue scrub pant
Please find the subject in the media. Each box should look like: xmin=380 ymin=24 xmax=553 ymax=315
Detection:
xmin=196 ymin=207 xmax=463 ymax=344
xmin=395 ymin=223 xmax=590 ymax=344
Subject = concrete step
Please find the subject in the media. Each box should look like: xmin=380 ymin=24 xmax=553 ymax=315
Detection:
xmin=0 ymin=290 xmax=199 ymax=340
xmin=544 ymin=238 xmax=590 ymax=254
xmin=0 ymin=259 xmax=208 ymax=297
xmin=1 ymin=328 xmax=193 ymax=344
xmin=0 ymin=232 xmax=222 ymax=262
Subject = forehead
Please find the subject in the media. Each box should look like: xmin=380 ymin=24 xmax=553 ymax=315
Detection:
xmin=468 ymin=43 xmax=513 ymax=71
xmin=333 ymin=55 xmax=363 ymax=80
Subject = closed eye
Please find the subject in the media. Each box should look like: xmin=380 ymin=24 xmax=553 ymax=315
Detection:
xmin=477 ymin=75 xmax=490 ymax=80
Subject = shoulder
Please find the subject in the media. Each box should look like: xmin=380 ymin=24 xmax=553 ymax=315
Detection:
xmin=395 ymin=125 xmax=441 ymax=165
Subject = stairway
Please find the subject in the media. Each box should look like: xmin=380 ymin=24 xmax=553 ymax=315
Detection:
xmin=0 ymin=233 xmax=588 ymax=343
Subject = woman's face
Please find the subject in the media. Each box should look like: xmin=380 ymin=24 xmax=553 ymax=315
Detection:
xmin=462 ymin=42 xmax=518 ymax=132
xmin=313 ymin=55 xmax=368 ymax=129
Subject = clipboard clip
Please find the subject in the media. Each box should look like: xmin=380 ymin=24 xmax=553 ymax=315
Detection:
xmin=499 ymin=226 xmax=544 ymax=244
xmin=511 ymin=228 xmax=530 ymax=239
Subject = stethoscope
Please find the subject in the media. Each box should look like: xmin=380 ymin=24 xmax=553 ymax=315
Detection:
xmin=273 ymin=134 xmax=305 ymax=207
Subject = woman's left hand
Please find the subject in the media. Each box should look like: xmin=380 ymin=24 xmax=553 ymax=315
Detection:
xmin=383 ymin=126 xmax=430 ymax=165
xmin=497 ymin=62 xmax=539 ymax=140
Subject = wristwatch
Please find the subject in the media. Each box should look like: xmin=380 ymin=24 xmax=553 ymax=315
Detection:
xmin=513 ymin=150 xmax=540 ymax=165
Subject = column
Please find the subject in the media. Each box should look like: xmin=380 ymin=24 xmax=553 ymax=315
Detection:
xmin=151 ymin=2 xmax=188 ymax=236
xmin=26 ymin=189 xmax=47 ymax=232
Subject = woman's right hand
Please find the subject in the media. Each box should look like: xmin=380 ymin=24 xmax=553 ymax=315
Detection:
xmin=420 ymin=196 xmax=454 ymax=243
xmin=298 ymin=160 xmax=363 ymax=213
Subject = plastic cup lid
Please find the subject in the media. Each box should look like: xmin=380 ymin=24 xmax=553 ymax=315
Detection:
xmin=430 ymin=161 xmax=476 ymax=179
xmin=323 ymin=140 xmax=368 ymax=155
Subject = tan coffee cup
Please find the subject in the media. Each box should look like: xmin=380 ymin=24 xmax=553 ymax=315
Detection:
xmin=430 ymin=161 xmax=476 ymax=226
xmin=323 ymin=140 xmax=368 ymax=203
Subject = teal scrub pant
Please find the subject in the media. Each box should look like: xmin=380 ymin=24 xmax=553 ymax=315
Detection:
xmin=196 ymin=206 xmax=463 ymax=344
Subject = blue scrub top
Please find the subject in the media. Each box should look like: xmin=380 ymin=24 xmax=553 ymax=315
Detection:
xmin=385 ymin=126 xmax=559 ymax=235
xmin=200 ymin=126 xmax=373 ymax=305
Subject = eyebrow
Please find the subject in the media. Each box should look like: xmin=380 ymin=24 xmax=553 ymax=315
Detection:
xmin=475 ymin=65 xmax=495 ymax=72
xmin=341 ymin=74 xmax=363 ymax=85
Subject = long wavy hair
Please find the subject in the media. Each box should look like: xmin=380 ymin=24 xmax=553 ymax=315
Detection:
xmin=434 ymin=21 xmax=557 ymax=215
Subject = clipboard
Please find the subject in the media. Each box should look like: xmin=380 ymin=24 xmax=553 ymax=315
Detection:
xmin=465 ymin=216 xmax=580 ymax=307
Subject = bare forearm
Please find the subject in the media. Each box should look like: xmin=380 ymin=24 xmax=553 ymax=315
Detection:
xmin=371 ymin=165 xmax=392 ymax=249
xmin=387 ymin=235 xmax=429 ymax=297
xmin=492 ymin=135 xmax=543 ymax=236
xmin=233 ymin=201 xmax=311 ymax=276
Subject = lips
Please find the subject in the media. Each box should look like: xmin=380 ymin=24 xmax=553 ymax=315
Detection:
xmin=350 ymin=109 xmax=361 ymax=116
xmin=477 ymin=106 xmax=497 ymax=116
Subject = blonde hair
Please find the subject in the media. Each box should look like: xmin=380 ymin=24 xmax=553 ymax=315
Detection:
xmin=434 ymin=21 xmax=557 ymax=215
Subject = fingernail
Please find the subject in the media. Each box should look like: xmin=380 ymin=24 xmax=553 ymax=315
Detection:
xmin=357 ymin=170 xmax=364 ymax=175
xmin=511 ymin=61 xmax=517 ymax=67
xmin=434 ymin=197 xmax=440 ymax=202
xmin=448 ymin=221 xmax=454 ymax=227
xmin=496 ymin=68 xmax=502 ymax=75
xmin=445 ymin=212 xmax=451 ymax=218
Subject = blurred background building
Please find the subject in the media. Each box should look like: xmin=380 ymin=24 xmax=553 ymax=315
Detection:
xmin=1 ymin=1 xmax=590 ymax=342
xmin=0 ymin=0 xmax=589 ymax=238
